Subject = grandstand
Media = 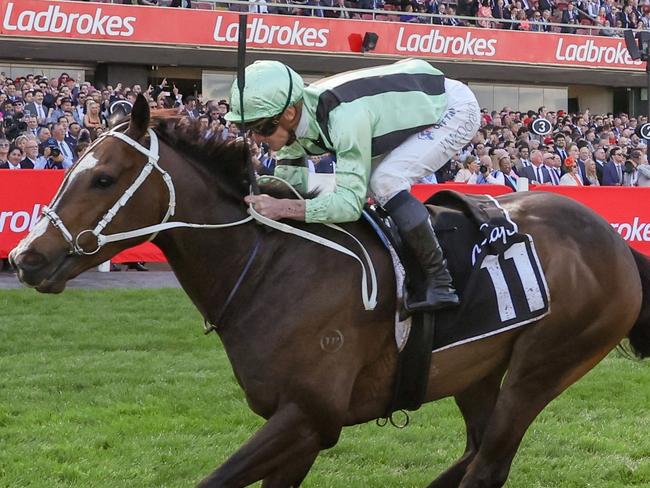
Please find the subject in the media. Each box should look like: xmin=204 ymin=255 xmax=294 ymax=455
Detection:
xmin=0 ymin=0 xmax=647 ymax=113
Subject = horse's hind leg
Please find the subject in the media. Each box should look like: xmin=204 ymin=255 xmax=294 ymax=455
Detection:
xmin=428 ymin=367 xmax=505 ymax=488
xmin=197 ymin=403 xmax=337 ymax=488
xmin=458 ymin=321 xmax=626 ymax=488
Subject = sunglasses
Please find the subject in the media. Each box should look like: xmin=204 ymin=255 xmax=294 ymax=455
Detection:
xmin=246 ymin=116 xmax=281 ymax=137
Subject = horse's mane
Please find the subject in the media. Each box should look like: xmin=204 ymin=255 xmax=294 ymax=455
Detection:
xmin=148 ymin=113 xmax=309 ymax=200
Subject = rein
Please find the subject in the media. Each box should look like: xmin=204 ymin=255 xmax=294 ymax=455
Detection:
xmin=42 ymin=125 xmax=377 ymax=314
xmin=42 ymin=127 xmax=253 ymax=256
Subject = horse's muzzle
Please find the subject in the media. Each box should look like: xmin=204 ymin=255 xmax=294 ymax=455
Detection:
xmin=10 ymin=248 xmax=70 ymax=293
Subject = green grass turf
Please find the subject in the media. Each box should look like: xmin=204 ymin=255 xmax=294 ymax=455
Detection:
xmin=1 ymin=289 xmax=650 ymax=487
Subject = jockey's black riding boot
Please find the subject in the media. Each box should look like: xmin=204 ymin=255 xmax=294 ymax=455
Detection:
xmin=384 ymin=190 xmax=459 ymax=313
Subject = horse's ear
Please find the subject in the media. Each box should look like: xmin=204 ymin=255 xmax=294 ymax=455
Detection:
xmin=126 ymin=94 xmax=150 ymax=140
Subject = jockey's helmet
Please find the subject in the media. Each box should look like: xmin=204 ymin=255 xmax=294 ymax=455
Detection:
xmin=225 ymin=61 xmax=304 ymax=124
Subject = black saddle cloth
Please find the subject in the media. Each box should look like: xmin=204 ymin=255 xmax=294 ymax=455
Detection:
xmin=369 ymin=190 xmax=550 ymax=352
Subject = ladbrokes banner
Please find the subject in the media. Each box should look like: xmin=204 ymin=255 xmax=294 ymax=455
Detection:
xmin=0 ymin=0 xmax=644 ymax=71
xmin=0 ymin=170 xmax=164 ymax=262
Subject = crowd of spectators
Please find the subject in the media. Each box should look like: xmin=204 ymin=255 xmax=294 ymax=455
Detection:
xmin=275 ymin=0 xmax=650 ymax=36
xmin=0 ymin=71 xmax=341 ymax=176
xmin=1 ymin=71 xmax=649 ymax=184
xmin=434 ymin=106 xmax=650 ymax=188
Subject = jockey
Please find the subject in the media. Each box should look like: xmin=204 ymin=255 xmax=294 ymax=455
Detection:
xmin=225 ymin=58 xmax=481 ymax=313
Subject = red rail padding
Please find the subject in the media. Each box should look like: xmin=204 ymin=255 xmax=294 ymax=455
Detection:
xmin=3 ymin=173 xmax=650 ymax=259
xmin=414 ymin=183 xmax=650 ymax=255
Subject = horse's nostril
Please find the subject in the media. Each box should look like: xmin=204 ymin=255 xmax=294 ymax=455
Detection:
xmin=15 ymin=250 xmax=47 ymax=272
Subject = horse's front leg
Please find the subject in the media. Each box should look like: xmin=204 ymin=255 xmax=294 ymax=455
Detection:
xmin=197 ymin=402 xmax=339 ymax=488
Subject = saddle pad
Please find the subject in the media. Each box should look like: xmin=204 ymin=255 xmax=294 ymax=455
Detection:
xmin=426 ymin=191 xmax=550 ymax=352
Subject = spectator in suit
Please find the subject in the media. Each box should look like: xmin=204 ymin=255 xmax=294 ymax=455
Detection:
xmin=72 ymin=93 xmax=86 ymax=124
xmin=431 ymin=3 xmax=445 ymax=24
xmin=554 ymin=133 xmax=568 ymax=164
xmin=519 ymin=149 xmax=543 ymax=183
xmin=24 ymin=114 xmax=39 ymax=137
xmin=51 ymin=123 xmax=75 ymax=168
xmin=0 ymin=144 xmax=30 ymax=169
xmin=3 ymin=83 xmax=18 ymax=102
xmin=491 ymin=155 xmax=519 ymax=190
xmin=530 ymin=10 xmax=545 ymax=30
xmin=540 ymin=9 xmax=553 ymax=31
xmin=602 ymin=146 xmax=625 ymax=185
xmin=170 ymin=0 xmax=192 ymax=6
xmin=604 ymin=0 xmax=616 ymax=25
xmin=24 ymin=89 xmax=50 ymax=124
xmin=427 ymin=0 xmax=441 ymax=15
xmin=584 ymin=0 xmax=599 ymax=18
xmin=21 ymin=138 xmax=40 ymax=169
xmin=542 ymin=152 xmax=561 ymax=185
xmin=513 ymin=143 xmax=531 ymax=175
xmin=444 ymin=5 xmax=464 ymax=25
xmin=620 ymin=4 xmax=637 ymax=28
xmin=561 ymin=2 xmax=579 ymax=33
xmin=68 ymin=122 xmax=82 ymax=152
xmin=258 ymin=148 xmax=278 ymax=175
xmin=55 ymin=115 xmax=78 ymax=153
xmin=592 ymin=147 xmax=607 ymax=184
xmin=181 ymin=95 xmax=200 ymax=119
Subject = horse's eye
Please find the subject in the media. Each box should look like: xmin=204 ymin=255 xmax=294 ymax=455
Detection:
xmin=92 ymin=174 xmax=115 ymax=189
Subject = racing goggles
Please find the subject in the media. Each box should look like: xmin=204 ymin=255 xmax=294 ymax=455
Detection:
xmin=247 ymin=116 xmax=281 ymax=137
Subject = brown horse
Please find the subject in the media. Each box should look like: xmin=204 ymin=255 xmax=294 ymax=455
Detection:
xmin=10 ymin=95 xmax=650 ymax=488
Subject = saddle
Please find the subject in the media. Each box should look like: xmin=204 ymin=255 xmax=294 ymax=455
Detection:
xmin=366 ymin=190 xmax=550 ymax=417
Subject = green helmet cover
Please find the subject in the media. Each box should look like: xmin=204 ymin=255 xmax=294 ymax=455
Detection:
xmin=225 ymin=60 xmax=304 ymax=123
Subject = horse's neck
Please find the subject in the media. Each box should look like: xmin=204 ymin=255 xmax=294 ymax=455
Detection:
xmin=159 ymin=223 xmax=262 ymax=322
xmin=151 ymin=158 xmax=260 ymax=327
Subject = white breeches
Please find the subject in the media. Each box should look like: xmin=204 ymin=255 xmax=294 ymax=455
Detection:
xmin=370 ymin=82 xmax=480 ymax=205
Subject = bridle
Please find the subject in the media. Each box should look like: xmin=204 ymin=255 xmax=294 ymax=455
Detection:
xmin=40 ymin=124 xmax=377 ymax=312
xmin=42 ymin=125 xmax=253 ymax=256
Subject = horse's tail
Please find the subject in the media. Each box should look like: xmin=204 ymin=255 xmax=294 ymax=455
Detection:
xmin=628 ymin=248 xmax=650 ymax=358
